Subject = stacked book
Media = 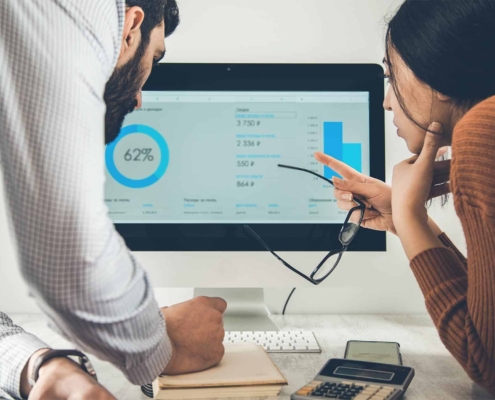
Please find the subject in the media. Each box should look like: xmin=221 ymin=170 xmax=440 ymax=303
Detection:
xmin=152 ymin=343 xmax=287 ymax=399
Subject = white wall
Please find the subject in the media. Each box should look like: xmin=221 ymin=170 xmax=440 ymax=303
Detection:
xmin=0 ymin=0 xmax=466 ymax=314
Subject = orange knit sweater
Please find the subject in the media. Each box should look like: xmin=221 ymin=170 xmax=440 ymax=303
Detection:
xmin=410 ymin=96 xmax=495 ymax=395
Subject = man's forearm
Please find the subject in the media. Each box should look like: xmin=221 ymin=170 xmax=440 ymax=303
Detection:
xmin=0 ymin=0 xmax=170 ymax=385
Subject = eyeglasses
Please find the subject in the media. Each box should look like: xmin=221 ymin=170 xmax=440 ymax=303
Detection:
xmin=244 ymin=164 xmax=366 ymax=285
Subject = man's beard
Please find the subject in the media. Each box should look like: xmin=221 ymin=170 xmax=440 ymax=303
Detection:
xmin=104 ymin=40 xmax=147 ymax=145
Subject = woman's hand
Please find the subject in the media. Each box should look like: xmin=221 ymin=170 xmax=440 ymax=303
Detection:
xmin=314 ymin=152 xmax=396 ymax=234
xmin=315 ymin=141 xmax=449 ymax=236
xmin=391 ymin=122 xmax=446 ymax=231
xmin=391 ymin=122 xmax=447 ymax=259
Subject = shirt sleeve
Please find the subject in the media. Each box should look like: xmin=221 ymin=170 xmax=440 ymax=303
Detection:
xmin=0 ymin=0 xmax=171 ymax=385
xmin=0 ymin=313 xmax=49 ymax=400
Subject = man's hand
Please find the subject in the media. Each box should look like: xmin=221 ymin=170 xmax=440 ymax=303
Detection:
xmin=28 ymin=356 xmax=116 ymax=400
xmin=162 ymin=296 xmax=227 ymax=375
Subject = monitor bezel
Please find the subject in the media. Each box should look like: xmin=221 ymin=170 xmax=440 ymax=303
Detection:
xmin=114 ymin=63 xmax=386 ymax=252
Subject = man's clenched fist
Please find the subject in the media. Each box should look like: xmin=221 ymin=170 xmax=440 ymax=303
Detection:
xmin=161 ymin=296 xmax=227 ymax=375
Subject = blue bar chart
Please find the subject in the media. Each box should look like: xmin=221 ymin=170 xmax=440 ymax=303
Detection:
xmin=323 ymin=122 xmax=362 ymax=179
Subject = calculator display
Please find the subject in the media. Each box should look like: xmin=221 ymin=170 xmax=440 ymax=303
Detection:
xmin=334 ymin=366 xmax=394 ymax=381
xmin=320 ymin=359 xmax=411 ymax=386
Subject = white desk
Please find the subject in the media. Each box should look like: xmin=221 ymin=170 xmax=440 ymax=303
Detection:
xmin=9 ymin=314 xmax=493 ymax=400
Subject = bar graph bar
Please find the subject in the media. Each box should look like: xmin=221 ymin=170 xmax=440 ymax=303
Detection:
xmin=343 ymin=143 xmax=362 ymax=173
xmin=323 ymin=122 xmax=343 ymax=178
xmin=323 ymin=122 xmax=362 ymax=179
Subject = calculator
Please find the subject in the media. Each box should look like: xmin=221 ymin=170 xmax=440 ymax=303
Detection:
xmin=291 ymin=358 xmax=414 ymax=400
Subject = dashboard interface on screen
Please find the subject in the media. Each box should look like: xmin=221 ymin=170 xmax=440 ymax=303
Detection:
xmin=104 ymin=91 xmax=370 ymax=224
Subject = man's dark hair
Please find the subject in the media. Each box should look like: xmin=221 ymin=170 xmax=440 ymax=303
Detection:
xmin=104 ymin=0 xmax=180 ymax=144
xmin=125 ymin=0 xmax=180 ymax=45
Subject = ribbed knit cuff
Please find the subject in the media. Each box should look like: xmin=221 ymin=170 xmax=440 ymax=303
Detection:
xmin=410 ymin=246 xmax=467 ymax=301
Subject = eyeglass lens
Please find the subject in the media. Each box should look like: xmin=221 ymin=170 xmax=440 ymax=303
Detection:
xmin=341 ymin=207 xmax=363 ymax=245
xmin=312 ymin=252 xmax=343 ymax=281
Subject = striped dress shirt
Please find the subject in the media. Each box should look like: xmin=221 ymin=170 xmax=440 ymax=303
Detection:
xmin=0 ymin=0 xmax=172 ymax=396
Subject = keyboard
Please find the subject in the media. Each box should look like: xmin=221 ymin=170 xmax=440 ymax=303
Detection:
xmin=224 ymin=331 xmax=322 ymax=353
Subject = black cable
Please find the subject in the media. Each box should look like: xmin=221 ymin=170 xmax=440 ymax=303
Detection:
xmin=282 ymin=288 xmax=296 ymax=315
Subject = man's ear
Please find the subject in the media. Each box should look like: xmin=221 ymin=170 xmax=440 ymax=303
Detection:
xmin=119 ymin=7 xmax=145 ymax=60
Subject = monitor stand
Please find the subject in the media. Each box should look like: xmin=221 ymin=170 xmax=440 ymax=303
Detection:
xmin=193 ymin=288 xmax=279 ymax=332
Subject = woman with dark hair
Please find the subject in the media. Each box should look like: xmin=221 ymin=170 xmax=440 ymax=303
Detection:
xmin=316 ymin=0 xmax=495 ymax=394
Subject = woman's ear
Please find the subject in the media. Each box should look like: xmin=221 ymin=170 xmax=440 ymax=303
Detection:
xmin=119 ymin=7 xmax=145 ymax=60
xmin=435 ymin=91 xmax=451 ymax=102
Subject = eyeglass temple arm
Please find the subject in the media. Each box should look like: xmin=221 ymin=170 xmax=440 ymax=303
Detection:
xmin=278 ymin=164 xmax=366 ymax=208
xmin=243 ymin=225 xmax=316 ymax=285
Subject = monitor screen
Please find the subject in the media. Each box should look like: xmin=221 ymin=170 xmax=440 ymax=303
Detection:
xmin=105 ymin=63 xmax=385 ymax=252
xmin=104 ymin=90 xmax=370 ymax=224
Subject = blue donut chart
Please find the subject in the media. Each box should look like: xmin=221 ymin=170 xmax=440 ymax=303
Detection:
xmin=105 ymin=125 xmax=169 ymax=189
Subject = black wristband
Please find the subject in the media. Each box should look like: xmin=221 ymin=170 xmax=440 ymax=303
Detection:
xmin=29 ymin=349 xmax=97 ymax=387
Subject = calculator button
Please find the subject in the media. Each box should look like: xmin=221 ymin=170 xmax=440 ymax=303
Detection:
xmin=296 ymin=388 xmax=312 ymax=395
xmin=342 ymin=381 xmax=355 ymax=386
xmin=354 ymin=395 xmax=371 ymax=400
xmin=324 ymin=395 xmax=337 ymax=398
xmin=375 ymin=389 xmax=394 ymax=398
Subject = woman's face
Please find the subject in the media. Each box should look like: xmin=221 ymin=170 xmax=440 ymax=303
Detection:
xmin=383 ymin=49 xmax=454 ymax=154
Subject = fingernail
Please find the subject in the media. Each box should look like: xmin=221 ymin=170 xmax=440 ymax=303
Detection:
xmin=370 ymin=210 xmax=380 ymax=217
xmin=333 ymin=176 xmax=343 ymax=184
xmin=342 ymin=193 xmax=352 ymax=201
xmin=429 ymin=122 xmax=443 ymax=133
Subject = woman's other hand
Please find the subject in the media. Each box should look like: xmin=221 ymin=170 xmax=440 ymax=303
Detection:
xmin=391 ymin=122 xmax=447 ymax=233
xmin=314 ymin=152 xmax=396 ymax=234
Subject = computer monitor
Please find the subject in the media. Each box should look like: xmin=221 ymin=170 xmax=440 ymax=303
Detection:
xmin=104 ymin=63 xmax=385 ymax=330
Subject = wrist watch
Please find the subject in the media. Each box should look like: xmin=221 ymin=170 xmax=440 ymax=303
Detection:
xmin=29 ymin=349 xmax=98 ymax=387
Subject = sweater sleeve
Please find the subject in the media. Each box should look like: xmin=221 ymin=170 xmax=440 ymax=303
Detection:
xmin=437 ymin=233 xmax=467 ymax=269
xmin=410 ymin=97 xmax=495 ymax=395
